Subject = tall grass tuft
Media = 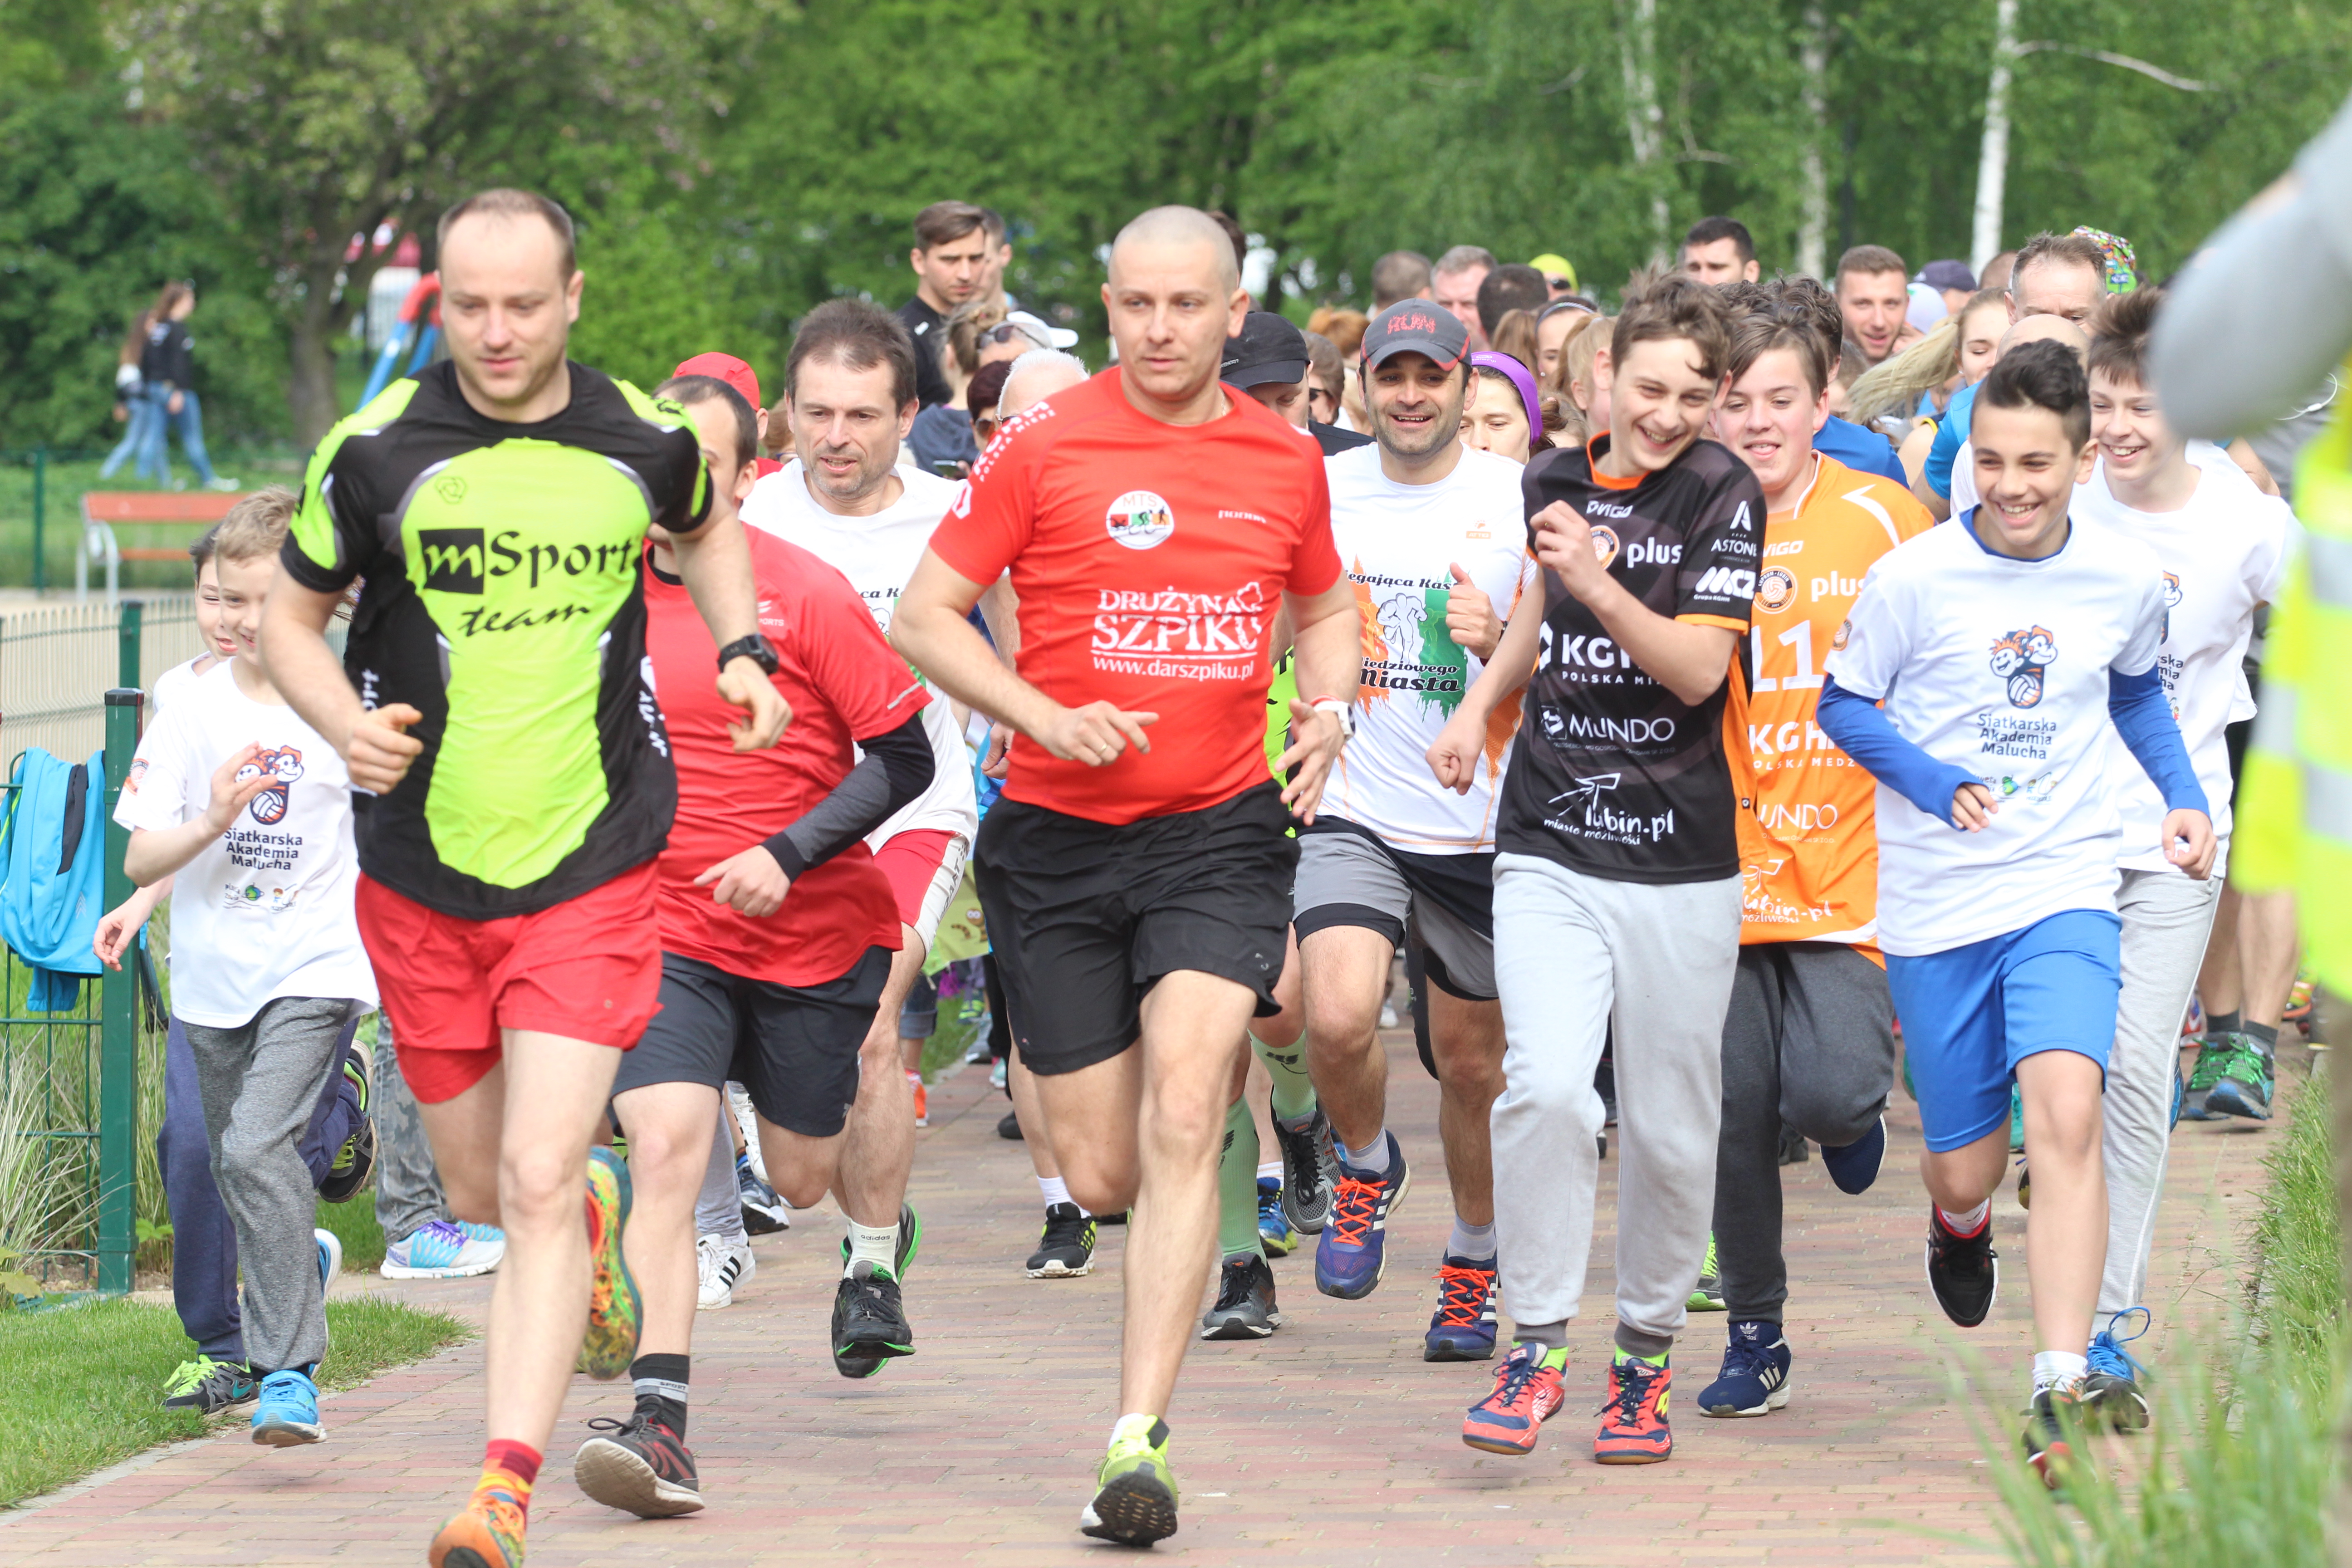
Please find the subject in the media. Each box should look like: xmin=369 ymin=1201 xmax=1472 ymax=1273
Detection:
xmin=1993 ymin=1068 xmax=2342 ymax=1568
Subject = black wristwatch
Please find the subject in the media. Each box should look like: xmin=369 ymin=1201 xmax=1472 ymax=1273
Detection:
xmin=716 ymin=632 xmax=780 ymax=676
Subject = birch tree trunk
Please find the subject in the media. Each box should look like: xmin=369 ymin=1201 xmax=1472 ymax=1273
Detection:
xmin=1796 ymin=0 xmax=1831 ymax=279
xmin=1970 ymin=0 xmax=2019 ymax=274
xmin=1615 ymin=0 xmax=1671 ymax=262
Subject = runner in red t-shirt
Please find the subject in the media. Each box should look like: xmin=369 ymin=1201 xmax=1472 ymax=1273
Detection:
xmin=892 ymin=205 xmax=1361 ymax=1547
xmin=569 ymin=375 xmax=934 ymax=1521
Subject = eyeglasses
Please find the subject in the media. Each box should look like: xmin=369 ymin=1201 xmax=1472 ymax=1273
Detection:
xmin=980 ymin=323 xmax=1046 ymax=350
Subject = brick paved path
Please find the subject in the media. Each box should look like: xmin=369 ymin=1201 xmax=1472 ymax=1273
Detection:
xmin=0 ymin=1034 xmax=2308 ymax=1567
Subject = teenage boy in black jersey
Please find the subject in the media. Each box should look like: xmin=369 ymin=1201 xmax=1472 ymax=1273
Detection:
xmin=1430 ymin=275 xmax=1759 ymax=1466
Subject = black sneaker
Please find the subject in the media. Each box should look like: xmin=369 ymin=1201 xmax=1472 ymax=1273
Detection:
xmin=1198 ymin=1253 xmax=1281 ymax=1340
xmin=833 ymin=1202 xmax=921 ymax=1377
xmin=737 ymin=1155 xmax=790 ymax=1235
xmin=2020 ymin=1386 xmax=2081 ymax=1489
xmin=1924 ymin=1207 xmax=1998 ymax=1327
xmin=1027 ymin=1202 xmax=1097 ymax=1278
xmin=1776 ymin=1121 xmax=1810 ymax=1165
xmin=997 ymin=1109 xmax=1024 ymax=1141
xmin=573 ymin=1408 xmax=704 ymax=1517
xmin=318 ymin=1049 xmax=377 ymax=1204
xmin=161 ymin=1354 xmax=257 ymax=1413
xmin=1269 ymin=1104 xmax=1338 ymax=1235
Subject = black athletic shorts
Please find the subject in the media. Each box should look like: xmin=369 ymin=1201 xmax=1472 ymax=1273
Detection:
xmin=611 ymin=947 xmax=890 ymax=1137
xmin=974 ymin=780 xmax=1297 ymax=1076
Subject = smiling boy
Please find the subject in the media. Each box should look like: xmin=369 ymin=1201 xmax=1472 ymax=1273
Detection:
xmin=1815 ymin=340 xmax=2213 ymax=1485
xmin=1429 ymin=273 xmax=1760 ymax=1465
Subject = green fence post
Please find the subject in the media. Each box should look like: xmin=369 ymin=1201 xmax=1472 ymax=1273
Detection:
xmin=30 ymin=446 xmax=46 ymax=595
xmin=118 ymin=599 xmax=143 ymax=690
xmin=97 ymin=688 xmax=144 ymax=1295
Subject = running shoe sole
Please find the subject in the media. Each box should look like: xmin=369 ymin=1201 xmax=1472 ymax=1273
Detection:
xmin=2203 ymin=1080 xmax=2271 ymax=1120
xmin=573 ymin=1435 xmax=707 ymax=1517
xmin=1424 ymin=1333 xmax=1497 ymax=1363
xmin=1698 ymin=1383 xmax=1791 ymax=1417
xmin=1026 ymin=1257 xmax=1093 ymax=1278
xmin=380 ymin=1258 xmax=499 ymax=1280
xmin=579 ymin=1147 xmax=642 ymax=1380
xmin=250 ymin=1416 xmax=324 ymax=1446
xmin=1079 ymin=1472 xmax=1179 ymax=1545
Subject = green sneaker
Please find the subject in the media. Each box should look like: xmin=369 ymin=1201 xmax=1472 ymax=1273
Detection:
xmin=2180 ymin=1035 xmax=2230 ymax=1121
xmin=1080 ymin=1415 xmax=1179 ymax=1545
xmin=162 ymin=1354 xmax=258 ymax=1414
xmin=2201 ymin=1034 xmax=2274 ymax=1121
xmin=1688 ymin=1233 xmax=1727 ymax=1312
xmin=318 ymin=1048 xmax=377 ymax=1204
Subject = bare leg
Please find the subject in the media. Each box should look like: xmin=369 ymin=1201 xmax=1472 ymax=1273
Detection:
xmin=1034 ymin=971 xmax=1256 ymax=1416
xmin=2239 ymin=890 xmax=2301 ymax=1028
xmin=610 ymin=1081 xmax=723 ymax=1357
xmin=837 ymin=929 xmax=924 ymax=1229
xmin=1299 ymin=926 xmax=1395 ymax=1155
xmin=753 ymin=1120 xmax=848 ymax=1212
xmin=1426 ymin=989 xmax=1506 ymax=1227
xmin=1011 ymin=1053 xmax=1063 ymax=1179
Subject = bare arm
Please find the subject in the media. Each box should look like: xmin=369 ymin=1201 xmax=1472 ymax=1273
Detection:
xmin=893 ymin=548 xmax=1156 ymax=765
xmin=122 ymin=744 xmax=276 ymax=886
xmin=1532 ymin=502 xmax=1736 ymax=706
xmin=1273 ymin=578 xmax=1359 ymax=823
xmin=668 ymin=500 xmax=791 ymax=751
xmin=258 ymin=572 xmax=424 ymax=794
xmin=1427 ymin=600 xmax=1542 ymax=793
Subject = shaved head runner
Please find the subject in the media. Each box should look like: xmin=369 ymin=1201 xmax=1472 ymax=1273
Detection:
xmin=892 ymin=204 xmax=1362 ymax=1545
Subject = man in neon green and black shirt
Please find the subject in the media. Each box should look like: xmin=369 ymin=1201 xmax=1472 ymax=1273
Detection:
xmin=259 ymin=188 xmax=786 ymax=1568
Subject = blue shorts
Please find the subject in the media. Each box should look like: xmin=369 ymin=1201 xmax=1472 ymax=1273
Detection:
xmin=1884 ymin=909 xmax=2121 ymax=1153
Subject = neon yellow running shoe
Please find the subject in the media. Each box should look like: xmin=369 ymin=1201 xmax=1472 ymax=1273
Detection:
xmin=1687 ymin=1233 xmax=1726 ymax=1311
xmin=1079 ymin=1415 xmax=1179 ymax=1545
xmin=577 ymin=1145 xmax=641 ymax=1380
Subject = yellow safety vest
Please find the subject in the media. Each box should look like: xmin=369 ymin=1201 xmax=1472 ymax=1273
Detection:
xmin=2234 ymin=362 xmax=2352 ymax=993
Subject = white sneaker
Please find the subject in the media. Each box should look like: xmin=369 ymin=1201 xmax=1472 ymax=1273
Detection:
xmin=696 ymin=1232 xmax=753 ymax=1310
xmin=203 ymin=475 xmax=240 ymax=492
xmin=1379 ymin=1003 xmax=1399 ymax=1030
xmin=381 ymin=1219 xmax=504 ymax=1279
xmin=728 ymin=1083 xmax=769 ymax=1181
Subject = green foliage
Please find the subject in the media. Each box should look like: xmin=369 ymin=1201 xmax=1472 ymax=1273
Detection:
xmin=0 ymin=1294 xmax=470 ymax=1506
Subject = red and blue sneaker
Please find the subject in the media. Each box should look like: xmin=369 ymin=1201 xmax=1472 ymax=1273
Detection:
xmin=1423 ymin=1254 xmax=1499 ymax=1362
xmin=1463 ymin=1343 xmax=1568 ymax=1454
xmin=1593 ymin=1350 xmax=1674 ymax=1464
xmin=1313 ymin=1133 xmax=1410 ymax=1300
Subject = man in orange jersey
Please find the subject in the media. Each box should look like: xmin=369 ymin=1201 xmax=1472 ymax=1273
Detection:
xmin=1694 ymin=299 xmax=1932 ymax=1417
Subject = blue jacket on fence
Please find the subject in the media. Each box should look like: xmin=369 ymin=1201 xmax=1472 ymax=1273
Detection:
xmin=1 ymin=748 xmax=108 ymax=1011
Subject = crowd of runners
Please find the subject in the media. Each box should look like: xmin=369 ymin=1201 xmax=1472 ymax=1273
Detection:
xmin=99 ymin=178 xmax=2329 ymax=1565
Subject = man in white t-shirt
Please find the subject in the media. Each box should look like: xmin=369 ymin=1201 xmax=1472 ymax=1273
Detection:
xmin=1289 ymin=302 xmax=1535 ymax=1362
xmin=740 ymin=300 xmax=983 ymax=1377
xmin=113 ymin=490 xmax=377 ymax=1449
xmin=2057 ymin=289 xmax=2296 ymax=1426
xmin=1817 ymin=342 xmax=2213 ymax=1487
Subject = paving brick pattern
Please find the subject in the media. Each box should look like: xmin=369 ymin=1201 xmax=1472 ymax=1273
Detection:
xmin=0 ymin=1035 xmax=2308 ymax=1567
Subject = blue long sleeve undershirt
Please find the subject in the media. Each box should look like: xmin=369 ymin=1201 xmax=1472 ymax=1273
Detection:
xmin=1816 ymin=670 xmax=2207 ymax=829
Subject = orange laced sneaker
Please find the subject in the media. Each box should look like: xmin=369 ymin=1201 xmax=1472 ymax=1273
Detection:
xmin=577 ymin=1146 xmax=641 ymax=1380
xmin=1463 ymin=1343 xmax=1567 ymax=1455
xmin=1594 ymin=1352 xmax=1675 ymax=1464
xmin=428 ymin=1476 xmax=528 ymax=1568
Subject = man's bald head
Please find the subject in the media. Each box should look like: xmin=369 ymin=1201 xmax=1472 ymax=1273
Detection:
xmin=1109 ymin=206 xmax=1241 ymax=294
xmin=2000 ymin=313 xmax=2089 ymax=362
xmin=1000 ymin=348 xmax=1088 ymax=416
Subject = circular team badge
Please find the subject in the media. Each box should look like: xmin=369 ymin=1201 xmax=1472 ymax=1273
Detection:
xmin=1589 ymin=524 xmax=1620 ymax=569
xmin=1106 ymin=490 xmax=1175 ymax=550
xmin=1758 ymin=568 xmax=1795 ymax=612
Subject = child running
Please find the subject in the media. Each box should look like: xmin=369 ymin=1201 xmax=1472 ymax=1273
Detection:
xmin=1817 ymin=338 xmax=2214 ymax=1484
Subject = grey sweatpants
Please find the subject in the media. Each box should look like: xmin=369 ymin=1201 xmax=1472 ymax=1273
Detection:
xmin=1490 ymin=854 xmax=1742 ymax=1354
xmin=696 ymin=1100 xmax=745 ymax=1241
xmin=183 ymin=996 xmax=363 ymax=1373
xmin=2100 ymin=860 xmax=2225 ymax=1316
xmin=371 ymin=1013 xmax=451 ymax=1245
xmin=1711 ymin=943 xmax=1896 ymax=1324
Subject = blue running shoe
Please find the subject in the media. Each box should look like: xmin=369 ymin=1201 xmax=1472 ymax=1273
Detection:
xmin=250 ymin=1367 xmax=323 ymax=1446
xmin=2008 ymin=1083 xmax=2025 ymax=1151
xmin=1313 ymin=1133 xmax=1410 ymax=1300
xmin=1424 ymin=1254 xmax=1499 ymax=1361
xmin=1697 ymin=1320 xmax=1792 ymax=1416
xmin=1256 ymin=1177 xmax=1298 ymax=1258
xmin=2081 ymin=1306 xmax=2151 ymax=1430
xmin=1821 ymin=1114 xmax=1886 ymax=1195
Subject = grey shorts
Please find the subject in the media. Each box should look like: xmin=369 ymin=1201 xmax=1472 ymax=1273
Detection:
xmin=1292 ymin=827 xmax=1497 ymax=1001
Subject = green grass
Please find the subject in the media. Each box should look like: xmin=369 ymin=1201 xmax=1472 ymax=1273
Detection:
xmin=1993 ymin=1066 xmax=2343 ymax=1568
xmin=0 ymin=449 xmax=308 ymax=593
xmin=0 ymin=1292 xmax=471 ymax=1508
xmin=316 ymin=1191 xmax=388 ymax=1274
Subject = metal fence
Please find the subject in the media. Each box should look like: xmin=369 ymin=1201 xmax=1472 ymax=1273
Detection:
xmin=2 ymin=602 xmax=164 ymax=1297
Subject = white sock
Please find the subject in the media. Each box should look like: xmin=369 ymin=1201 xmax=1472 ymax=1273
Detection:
xmin=1342 ymin=1129 xmax=1391 ymax=1173
xmin=1938 ymin=1199 xmax=1990 ymax=1235
xmin=845 ymin=1219 xmax=900 ymax=1279
xmin=2032 ymin=1350 xmax=2088 ymax=1393
xmin=1447 ymin=1216 xmax=1497 ymax=1261
xmin=1256 ymin=1160 xmax=1283 ymax=1183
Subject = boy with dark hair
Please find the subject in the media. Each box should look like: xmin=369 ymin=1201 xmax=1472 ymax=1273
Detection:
xmin=113 ymin=488 xmax=378 ymax=1446
xmin=1431 ymin=272 xmax=1760 ymax=1465
xmin=1817 ymin=338 xmax=2213 ymax=1484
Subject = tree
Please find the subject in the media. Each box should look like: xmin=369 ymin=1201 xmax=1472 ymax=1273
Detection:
xmin=121 ymin=0 xmax=761 ymax=444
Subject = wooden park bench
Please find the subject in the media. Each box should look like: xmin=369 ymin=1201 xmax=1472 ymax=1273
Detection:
xmin=77 ymin=491 xmax=250 ymax=604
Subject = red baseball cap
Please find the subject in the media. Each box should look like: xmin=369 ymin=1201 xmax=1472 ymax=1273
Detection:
xmin=672 ymin=352 xmax=762 ymax=410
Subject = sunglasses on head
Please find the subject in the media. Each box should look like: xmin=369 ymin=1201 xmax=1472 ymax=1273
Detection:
xmin=980 ymin=322 xmax=1044 ymax=349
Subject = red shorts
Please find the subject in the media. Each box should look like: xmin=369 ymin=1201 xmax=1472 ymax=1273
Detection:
xmin=869 ymin=828 xmax=969 ymax=948
xmin=355 ymin=861 xmax=663 ymax=1104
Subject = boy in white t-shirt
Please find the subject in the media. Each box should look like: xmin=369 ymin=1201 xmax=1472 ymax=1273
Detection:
xmin=2060 ymin=289 xmax=2295 ymax=1425
xmin=1818 ymin=341 xmax=2213 ymax=1486
xmin=113 ymin=489 xmax=378 ymax=1448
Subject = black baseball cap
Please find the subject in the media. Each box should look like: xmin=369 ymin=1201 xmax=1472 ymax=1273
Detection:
xmin=1360 ymin=299 xmax=1469 ymax=370
xmin=1222 ymin=310 xmax=1310 ymax=390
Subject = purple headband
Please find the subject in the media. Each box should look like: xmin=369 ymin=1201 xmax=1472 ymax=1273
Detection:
xmin=1470 ymin=351 xmax=1544 ymax=446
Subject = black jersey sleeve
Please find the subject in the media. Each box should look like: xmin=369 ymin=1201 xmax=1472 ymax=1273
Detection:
xmin=281 ymin=405 xmax=394 ymax=593
xmin=1673 ymin=461 xmax=1765 ymax=628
